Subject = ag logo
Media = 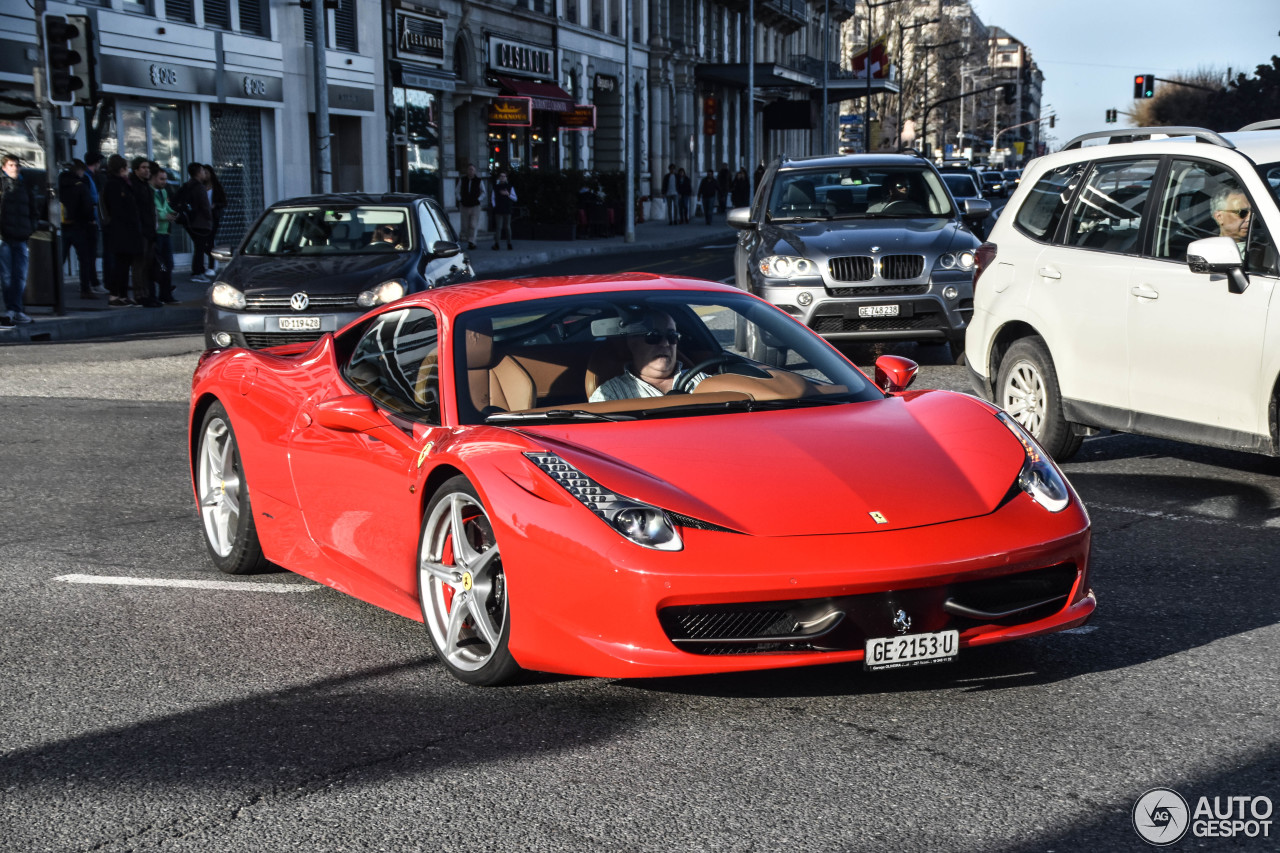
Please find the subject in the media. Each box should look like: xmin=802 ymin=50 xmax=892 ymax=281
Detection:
xmin=1133 ymin=787 xmax=1190 ymax=845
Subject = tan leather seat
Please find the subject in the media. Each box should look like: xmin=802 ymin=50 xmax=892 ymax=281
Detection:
xmin=465 ymin=321 xmax=535 ymax=412
xmin=585 ymin=341 xmax=628 ymax=399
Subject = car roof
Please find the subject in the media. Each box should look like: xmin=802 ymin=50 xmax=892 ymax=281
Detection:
xmin=1040 ymin=127 xmax=1280 ymax=171
xmin=777 ymin=153 xmax=933 ymax=171
xmin=268 ymin=192 xmax=429 ymax=209
xmin=400 ymin=273 xmax=742 ymax=321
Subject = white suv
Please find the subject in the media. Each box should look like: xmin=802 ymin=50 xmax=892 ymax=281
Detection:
xmin=966 ymin=123 xmax=1280 ymax=460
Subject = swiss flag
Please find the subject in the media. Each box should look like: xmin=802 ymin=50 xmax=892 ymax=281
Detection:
xmin=852 ymin=36 xmax=890 ymax=79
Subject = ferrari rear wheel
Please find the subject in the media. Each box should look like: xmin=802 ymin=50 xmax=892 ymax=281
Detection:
xmin=418 ymin=477 xmax=521 ymax=686
xmin=196 ymin=401 xmax=270 ymax=574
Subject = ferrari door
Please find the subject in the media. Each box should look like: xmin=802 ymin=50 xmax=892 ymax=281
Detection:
xmin=288 ymin=308 xmax=444 ymax=608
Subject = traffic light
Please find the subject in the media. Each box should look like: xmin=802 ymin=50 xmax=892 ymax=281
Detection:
xmin=42 ymin=13 xmax=91 ymax=106
xmin=1133 ymin=74 xmax=1155 ymax=99
xmin=1104 ymin=108 xmax=1117 ymax=123
xmin=1001 ymin=83 xmax=1015 ymax=105
xmin=1049 ymin=114 xmax=1056 ymax=128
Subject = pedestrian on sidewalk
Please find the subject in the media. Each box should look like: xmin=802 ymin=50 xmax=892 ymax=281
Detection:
xmin=202 ymin=164 xmax=227 ymax=276
xmin=661 ymin=164 xmax=678 ymax=225
xmin=149 ymin=162 xmax=179 ymax=303
xmin=731 ymin=168 xmax=751 ymax=209
xmin=490 ymin=170 xmax=516 ymax=251
xmin=716 ymin=163 xmax=731 ymax=214
xmin=58 ymin=158 xmax=106 ymax=299
xmin=698 ymin=171 xmax=718 ymax=225
xmin=101 ymin=154 xmax=143 ymax=307
xmin=0 ymin=153 xmax=38 ymax=325
xmin=86 ymin=152 xmax=112 ymax=289
xmin=676 ymin=168 xmax=692 ymax=225
xmin=128 ymin=157 xmax=161 ymax=307
xmin=456 ymin=163 xmax=483 ymax=250
xmin=174 ymin=163 xmax=213 ymax=281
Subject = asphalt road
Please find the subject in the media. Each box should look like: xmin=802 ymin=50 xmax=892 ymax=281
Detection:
xmin=1 ymin=244 xmax=1277 ymax=852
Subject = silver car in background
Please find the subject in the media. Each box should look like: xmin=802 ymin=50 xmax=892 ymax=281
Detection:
xmin=729 ymin=153 xmax=991 ymax=364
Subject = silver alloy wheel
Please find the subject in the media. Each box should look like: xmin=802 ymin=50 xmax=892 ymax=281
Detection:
xmin=197 ymin=415 xmax=241 ymax=558
xmin=1001 ymin=357 xmax=1048 ymax=437
xmin=419 ymin=492 xmax=506 ymax=673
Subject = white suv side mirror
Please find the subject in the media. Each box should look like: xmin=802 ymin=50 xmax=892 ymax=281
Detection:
xmin=1187 ymin=236 xmax=1249 ymax=294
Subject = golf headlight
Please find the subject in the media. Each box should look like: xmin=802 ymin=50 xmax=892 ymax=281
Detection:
xmin=210 ymin=282 xmax=245 ymax=310
xmin=525 ymin=452 xmax=682 ymax=550
xmin=357 ymin=279 xmax=407 ymax=308
xmin=997 ymin=411 xmax=1071 ymax=512
xmin=759 ymin=255 xmax=817 ymax=280
xmin=936 ymin=251 xmax=975 ymax=271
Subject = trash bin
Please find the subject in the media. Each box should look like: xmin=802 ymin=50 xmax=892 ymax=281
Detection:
xmin=22 ymin=225 xmax=64 ymax=313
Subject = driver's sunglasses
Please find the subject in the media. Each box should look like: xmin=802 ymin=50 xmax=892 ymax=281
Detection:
xmin=1222 ymin=206 xmax=1251 ymax=220
xmin=641 ymin=329 xmax=681 ymax=345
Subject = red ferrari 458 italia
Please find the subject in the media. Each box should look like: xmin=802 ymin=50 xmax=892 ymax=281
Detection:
xmin=188 ymin=274 xmax=1094 ymax=685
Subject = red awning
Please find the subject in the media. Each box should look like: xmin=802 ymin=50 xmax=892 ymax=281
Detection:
xmin=496 ymin=76 xmax=573 ymax=113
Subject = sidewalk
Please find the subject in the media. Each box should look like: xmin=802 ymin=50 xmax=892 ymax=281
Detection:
xmin=0 ymin=218 xmax=735 ymax=344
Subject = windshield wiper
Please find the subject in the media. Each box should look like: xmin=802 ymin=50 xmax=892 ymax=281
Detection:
xmin=485 ymin=409 xmax=632 ymax=424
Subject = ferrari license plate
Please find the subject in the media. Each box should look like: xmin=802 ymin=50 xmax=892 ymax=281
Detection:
xmin=865 ymin=630 xmax=958 ymax=671
xmin=858 ymin=304 xmax=900 ymax=318
xmin=276 ymin=316 xmax=321 ymax=332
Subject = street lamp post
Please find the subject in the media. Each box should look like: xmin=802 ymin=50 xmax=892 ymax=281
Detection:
xmin=863 ymin=0 xmax=901 ymax=152
xmin=917 ymin=40 xmax=960 ymax=159
xmin=896 ymin=17 xmax=939 ymax=151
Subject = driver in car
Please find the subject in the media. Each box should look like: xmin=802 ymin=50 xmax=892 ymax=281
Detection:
xmin=589 ymin=310 xmax=708 ymax=401
xmin=371 ymin=223 xmax=407 ymax=248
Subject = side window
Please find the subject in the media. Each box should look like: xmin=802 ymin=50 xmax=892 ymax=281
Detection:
xmin=1013 ymin=163 xmax=1086 ymax=243
xmin=342 ymin=307 xmax=441 ymax=423
xmin=427 ymin=203 xmax=460 ymax=243
xmin=417 ymin=203 xmax=445 ymax=249
xmin=1152 ymin=160 xmax=1239 ymax=261
xmin=1065 ymin=159 xmax=1159 ymax=255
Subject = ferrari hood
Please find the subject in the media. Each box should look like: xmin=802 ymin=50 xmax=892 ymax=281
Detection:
xmin=518 ymin=392 xmax=1025 ymax=537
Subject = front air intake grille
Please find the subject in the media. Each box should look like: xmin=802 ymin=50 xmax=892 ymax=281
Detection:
xmin=880 ymin=254 xmax=926 ymax=280
xmin=828 ymin=283 xmax=929 ymax=297
xmin=243 ymin=332 xmax=324 ymax=349
xmin=813 ymin=312 xmax=942 ymax=333
xmin=667 ymin=511 xmax=741 ymax=534
xmin=828 ymin=255 xmax=874 ymax=282
xmin=245 ymin=293 xmax=360 ymax=310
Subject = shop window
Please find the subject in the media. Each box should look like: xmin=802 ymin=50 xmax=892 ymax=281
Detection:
xmin=167 ymin=0 xmax=196 ymax=24
xmin=210 ymin=107 xmax=266 ymax=249
xmin=204 ymin=0 xmax=231 ymax=29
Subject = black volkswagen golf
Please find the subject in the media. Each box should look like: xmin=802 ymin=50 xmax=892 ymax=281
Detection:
xmin=204 ymin=193 xmax=474 ymax=350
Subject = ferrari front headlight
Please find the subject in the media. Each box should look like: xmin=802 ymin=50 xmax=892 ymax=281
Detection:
xmin=210 ymin=282 xmax=246 ymax=310
xmin=759 ymin=255 xmax=817 ymax=280
xmin=525 ymin=452 xmax=682 ymax=550
xmin=357 ymin=279 xmax=407 ymax=308
xmin=997 ymin=411 xmax=1071 ymax=512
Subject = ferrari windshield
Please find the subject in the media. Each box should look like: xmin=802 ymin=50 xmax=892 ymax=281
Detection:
xmin=241 ymin=205 xmax=413 ymax=256
xmin=453 ymin=289 xmax=881 ymax=425
xmin=768 ymin=166 xmax=955 ymax=222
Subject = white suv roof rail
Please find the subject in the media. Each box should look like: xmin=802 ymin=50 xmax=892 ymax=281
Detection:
xmin=1061 ymin=126 xmax=1235 ymax=151
xmin=1238 ymin=119 xmax=1280 ymax=131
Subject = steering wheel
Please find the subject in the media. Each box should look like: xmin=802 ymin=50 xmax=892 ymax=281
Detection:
xmin=880 ymin=200 xmax=926 ymax=215
xmin=673 ymin=353 xmax=738 ymax=394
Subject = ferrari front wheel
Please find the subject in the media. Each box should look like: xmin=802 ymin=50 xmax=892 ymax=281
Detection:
xmin=418 ymin=477 xmax=521 ymax=686
xmin=196 ymin=401 xmax=270 ymax=574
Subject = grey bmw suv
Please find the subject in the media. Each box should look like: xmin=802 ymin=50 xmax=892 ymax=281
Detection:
xmin=729 ymin=153 xmax=991 ymax=363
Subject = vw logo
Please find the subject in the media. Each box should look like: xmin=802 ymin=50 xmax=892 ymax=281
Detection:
xmin=290 ymin=292 xmax=310 ymax=311
xmin=892 ymin=609 xmax=912 ymax=634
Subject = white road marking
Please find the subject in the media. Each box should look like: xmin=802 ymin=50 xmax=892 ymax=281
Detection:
xmin=54 ymin=574 xmax=318 ymax=593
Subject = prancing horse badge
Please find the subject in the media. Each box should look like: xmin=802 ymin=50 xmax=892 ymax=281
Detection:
xmin=869 ymin=511 xmax=888 ymax=524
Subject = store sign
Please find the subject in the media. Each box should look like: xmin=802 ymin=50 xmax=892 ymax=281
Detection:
xmin=329 ymin=85 xmax=375 ymax=112
xmin=593 ymin=74 xmax=616 ymax=93
xmin=395 ymin=11 xmax=445 ymax=65
xmin=489 ymin=36 xmax=553 ymax=79
xmin=559 ymin=104 xmax=596 ymax=131
xmin=488 ymin=97 xmax=532 ymax=127
xmin=99 ymin=54 xmax=217 ymax=97
xmin=225 ymin=72 xmax=283 ymax=103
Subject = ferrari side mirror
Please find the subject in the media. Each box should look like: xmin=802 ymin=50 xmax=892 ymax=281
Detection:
xmin=874 ymin=354 xmax=919 ymax=394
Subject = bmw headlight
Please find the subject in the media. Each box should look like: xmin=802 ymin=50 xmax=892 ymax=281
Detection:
xmin=525 ymin=452 xmax=682 ymax=551
xmin=210 ymin=282 xmax=246 ymax=310
xmin=758 ymin=255 xmax=818 ymax=280
xmin=357 ymin=279 xmax=407 ymax=308
xmin=997 ymin=412 xmax=1071 ymax=512
xmin=935 ymin=251 xmax=976 ymax=271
